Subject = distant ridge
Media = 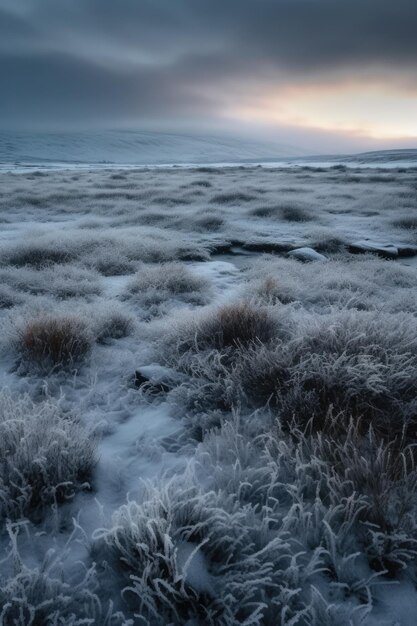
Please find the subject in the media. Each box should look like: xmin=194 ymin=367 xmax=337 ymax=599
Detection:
xmin=0 ymin=130 xmax=415 ymax=170
xmin=283 ymin=148 xmax=417 ymax=168
xmin=0 ymin=129 xmax=302 ymax=166
xmin=346 ymin=149 xmax=417 ymax=163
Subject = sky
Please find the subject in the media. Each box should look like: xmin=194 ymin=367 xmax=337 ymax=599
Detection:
xmin=0 ymin=0 xmax=416 ymax=154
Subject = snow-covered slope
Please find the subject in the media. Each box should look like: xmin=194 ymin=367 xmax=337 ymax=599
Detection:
xmin=0 ymin=129 xmax=300 ymax=166
xmin=288 ymin=148 xmax=417 ymax=168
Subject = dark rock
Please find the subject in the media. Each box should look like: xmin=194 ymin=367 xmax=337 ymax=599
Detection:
xmin=133 ymin=370 xmax=171 ymax=395
xmin=397 ymin=244 xmax=417 ymax=258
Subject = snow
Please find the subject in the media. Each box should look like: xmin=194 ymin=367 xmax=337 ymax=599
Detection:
xmin=287 ymin=246 xmax=328 ymax=262
xmin=0 ymin=161 xmax=417 ymax=624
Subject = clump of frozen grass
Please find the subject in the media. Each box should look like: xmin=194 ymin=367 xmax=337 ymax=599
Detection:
xmin=392 ymin=216 xmax=417 ymax=230
xmin=0 ymin=568 xmax=124 ymax=625
xmin=250 ymin=205 xmax=279 ymax=218
xmin=0 ymin=242 xmax=74 ymax=268
xmin=0 ymin=390 xmax=96 ymax=522
xmin=280 ymin=203 xmax=314 ymax=222
xmin=235 ymin=310 xmax=417 ymax=439
xmin=0 ymin=526 xmax=125 ymax=626
xmin=94 ymin=306 xmax=136 ymax=344
xmin=156 ymin=303 xmax=281 ymax=420
xmin=192 ymin=215 xmax=224 ymax=232
xmin=125 ymin=262 xmax=210 ymax=313
xmin=210 ymin=191 xmax=256 ymax=204
xmin=95 ymin=411 xmax=406 ymax=624
xmin=94 ymin=483 xmax=218 ymax=624
xmin=190 ymin=179 xmax=212 ymax=188
xmin=86 ymin=251 xmax=135 ymax=276
xmin=163 ymin=304 xmax=417 ymax=445
xmin=17 ymin=315 xmax=93 ymax=369
xmin=0 ymin=264 xmax=102 ymax=300
xmin=129 ymin=262 xmax=206 ymax=295
xmin=307 ymin=421 xmax=417 ymax=575
xmin=307 ymin=228 xmax=347 ymax=253
xmin=250 ymin=202 xmax=314 ymax=222
xmin=179 ymin=302 xmax=278 ymax=352
xmin=251 ymin=276 xmax=295 ymax=305
xmin=0 ymin=284 xmax=24 ymax=309
xmin=244 ymin=255 xmax=417 ymax=314
xmin=94 ymin=475 xmax=323 ymax=625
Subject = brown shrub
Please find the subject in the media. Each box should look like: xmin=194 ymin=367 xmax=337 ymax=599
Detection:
xmin=19 ymin=316 xmax=92 ymax=366
xmin=194 ymin=302 xmax=277 ymax=350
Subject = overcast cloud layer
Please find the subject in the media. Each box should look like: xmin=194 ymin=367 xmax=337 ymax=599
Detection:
xmin=0 ymin=0 xmax=416 ymax=151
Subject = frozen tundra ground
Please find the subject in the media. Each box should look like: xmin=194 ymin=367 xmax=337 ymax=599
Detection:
xmin=1 ymin=164 xmax=417 ymax=624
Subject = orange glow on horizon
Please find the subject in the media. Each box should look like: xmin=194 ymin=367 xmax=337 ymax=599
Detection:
xmin=227 ymin=81 xmax=417 ymax=141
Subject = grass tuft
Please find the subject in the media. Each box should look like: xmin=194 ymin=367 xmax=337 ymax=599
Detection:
xmin=0 ymin=390 xmax=96 ymax=522
xmin=18 ymin=315 xmax=92 ymax=367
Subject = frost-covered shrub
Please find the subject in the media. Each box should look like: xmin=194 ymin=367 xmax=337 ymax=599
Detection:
xmin=95 ymin=411 xmax=405 ymax=624
xmin=0 ymin=264 xmax=102 ymax=300
xmin=86 ymin=251 xmax=135 ymax=276
xmin=239 ymin=310 xmax=417 ymax=439
xmin=164 ymin=305 xmax=417 ymax=445
xmin=0 ymin=390 xmax=96 ymax=522
xmin=94 ymin=477 xmax=322 ymax=626
xmin=280 ymin=203 xmax=313 ymax=222
xmin=0 ymin=548 xmax=124 ymax=626
xmin=308 ymin=230 xmax=346 ymax=253
xmin=0 ymin=242 xmax=74 ymax=268
xmin=125 ymin=262 xmax=210 ymax=313
xmin=190 ymin=179 xmax=212 ymax=188
xmin=250 ymin=205 xmax=280 ymax=218
xmin=157 ymin=303 xmax=281 ymax=416
xmin=245 ymin=254 xmax=417 ymax=314
xmin=192 ymin=215 xmax=224 ymax=232
xmin=312 ymin=424 xmax=417 ymax=569
xmin=392 ymin=216 xmax=417 ymax=230
xmin=17 ymin=315 xmax=93 ymax=368
xmin=210 ymin=192 xmax=255 ymax=204
xmin=178 ymin=302 xmax=278 ymax=352
xmin=170 ymin=351 xmax=242 ymax=428
xmin=0 ymin=284 xmax=24 ymax=309
xmin=94 ymin=306 xmax=136 ymax=343
xmin=129 ymin=262 xmax=207 ymax=296
xmin=251 ymin=276 xmax=295 ymax=305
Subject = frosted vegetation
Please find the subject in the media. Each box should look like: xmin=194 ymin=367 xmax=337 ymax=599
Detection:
xmin=0 ymin=164 xmax=417 ymax=624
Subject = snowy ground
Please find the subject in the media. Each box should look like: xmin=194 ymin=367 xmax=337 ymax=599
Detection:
xmin=0 ymin=164 xmax=417 ymax=625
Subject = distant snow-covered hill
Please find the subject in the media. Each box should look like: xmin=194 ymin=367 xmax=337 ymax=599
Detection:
xmin=0 ymin=129 xmax=301 ymax=166
xmin=343 ymin=149 xmax=417 ymax=165
xmin=292 ymin=149 xmax=417 ymax=168
xmin=0 ymin=130 xmax=415 ymax=169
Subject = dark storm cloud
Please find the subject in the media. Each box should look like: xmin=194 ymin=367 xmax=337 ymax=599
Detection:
xmin=0 ymin=0 xmax=415 ymax=127
xmin=0 ymin=52 xmax=215 ymax=126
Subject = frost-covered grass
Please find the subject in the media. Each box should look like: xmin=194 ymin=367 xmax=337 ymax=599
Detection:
xmin=94 ymin=305 xmax=136 ymax=343
xmin=0 ymin=164 xmax=417 ymax=624
xmin=0 ymin=391 xmax=96 ymax=523
xmin=94 ymin=413 xmax=417 ymax=625
xmin=125 ymin=262 xmax=210 ymax=316
xmin=164 ymin=301 xmax=278 ymax=355
xmin=17 ymin=315 xmax=93 ymax=369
